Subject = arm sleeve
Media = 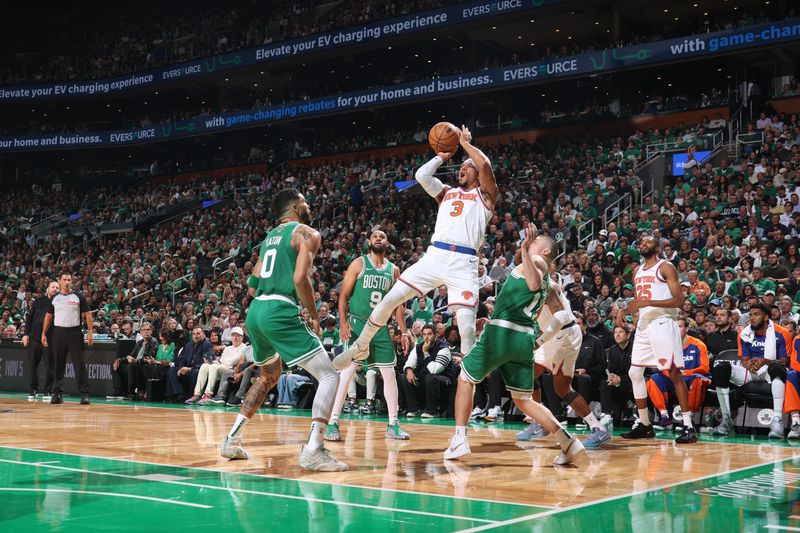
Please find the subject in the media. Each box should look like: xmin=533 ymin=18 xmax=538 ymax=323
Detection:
xmin=427 ymin=346 xmax=452 ymax=374
xmin=414 ymin=156 xmax=445 ymax=198
xmin=536 ymin=310 xmax=572 ymax=346
xmin=404 ymin=346 xmax=418 ymax=372
xmin=78 ymin=293 xmax=90 ymax=313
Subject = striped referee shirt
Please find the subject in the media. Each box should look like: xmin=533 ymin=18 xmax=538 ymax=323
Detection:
xmin=47 ymin=292 xmax=89 ymax=328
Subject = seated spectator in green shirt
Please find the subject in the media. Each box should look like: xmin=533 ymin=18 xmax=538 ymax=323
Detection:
xmin=751 ymin=267 xmax=777 ymax=295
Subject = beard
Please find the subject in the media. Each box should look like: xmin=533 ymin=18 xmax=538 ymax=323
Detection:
xmin=299 ymin=210 xmax=312 ymax=225
xmin=369 ymin=243 xmax=386 ymax=254
xmin=640 ymin=247 xmax=657 ymax=259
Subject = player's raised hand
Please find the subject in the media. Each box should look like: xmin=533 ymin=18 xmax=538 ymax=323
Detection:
xmin=437 ymin=150 xmax=457 ymax=162
xmin=458 ymin=124 xmax=472 ymax=145
xmin=521 ymin=223 xmax=538 ymax=250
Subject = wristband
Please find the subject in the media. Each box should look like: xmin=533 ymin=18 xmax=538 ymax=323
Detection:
xmin=248 ymin=275 xmax=259 ymax=289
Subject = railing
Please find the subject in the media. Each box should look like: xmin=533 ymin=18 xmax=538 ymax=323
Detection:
xmin=603 ymin=192 xmax=632 ymax=233
xmin=576 ymin=219 xmax=594 ymax=250
xmin=129 ymin=287 xmax=154 ymax=304
xmin=167 ymin=273 xmax=195 ymax=308
xmin=736 ymin=131 xmax=764 ymax=152
xmin=212 ymin=251 xmax=239 ymax=276
xmin=645 ymin=130 xmax=724 ymax=159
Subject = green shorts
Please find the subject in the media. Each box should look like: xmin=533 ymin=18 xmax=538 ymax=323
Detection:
xmin=460 ymin=322 xmax=536 ymax=394
xmin=245 ymin=298 xmax=326 ymax=367
xmin=347 ymin=315 xmax=396 ymax=369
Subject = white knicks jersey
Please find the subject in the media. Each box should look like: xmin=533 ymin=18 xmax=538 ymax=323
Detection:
xmin=430 ymin=186 xmax=492 ymax=251
xmin=537 ymin=279 xmax=576 ymax=329
xmin=633 ymin=259 xmax=678 ymax=322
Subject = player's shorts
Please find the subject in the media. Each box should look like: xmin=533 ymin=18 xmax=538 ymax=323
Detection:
xmin=397 ymin=246 xmax=479 ymax=309
xmin=460 ymin=320 xmax=535 ymax=394
xmin=347 ymin=314 xmax=396 ymax=369
xmin=534 ymin=322 xmax=582 ymax=376
xmin=631 ymin=316 xmax=684 ymax=371
xmin=245 ymin=296 xmax=326 ymax=367
xmin=730 ymin=361 xmax=772 ymax=386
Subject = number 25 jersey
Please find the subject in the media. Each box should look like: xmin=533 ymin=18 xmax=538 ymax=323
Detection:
xmin=633 ymin=259 xmax=678 ymax=322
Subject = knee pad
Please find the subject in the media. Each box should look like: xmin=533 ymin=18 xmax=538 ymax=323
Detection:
xmin=455 ymin=307 xmax=477 ymax=352
xmin=768 ymin=362 xmax=787 ymax=382
xmin=560 ymin=390 xmax=580 ymax=407
xmin=712 ymin=362 xmax=732 ymax=388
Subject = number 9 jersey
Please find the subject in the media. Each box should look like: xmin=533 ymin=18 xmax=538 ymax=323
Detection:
xmin=633 ymin=259 xmax=678 ymax=323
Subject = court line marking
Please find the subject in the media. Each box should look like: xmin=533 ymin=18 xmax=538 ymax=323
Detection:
xmin=0 ymin=394 xmax=791 ymax=450
xmin=0 ymin=457 xmax=495 ymax=525
xmin=765 ymin=526 xmax=800 ymax=532
xmin=0 ymin=487 xmax=212 ymax=508
xmin=456 ymin=455 xmax=800 ymax=532
xmin=0 ymin=401 xmax=552 ymax=512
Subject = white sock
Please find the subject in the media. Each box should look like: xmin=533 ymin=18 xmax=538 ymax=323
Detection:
xmin=583 ymin=412 xmax=602 ymax=431
xmin=380 ymin=366 xmax=400 ymax=425
xmin=716 ymin=388 xmax=732 ymax=421
xmin=555 ymin=427 xmax=574 ymax=450
xmin=772 ymin=379 xmax=786 ymax=416
xmin=227 ymin=413 xmax=249 ymax=438
xmin=682 ymin=411 xmax=694 ymax=429
xmin=791 ymin=412 xmax=800 ymax=424
xmin=455 ymin=426 xmax=467 ymax=437
xmin=659 ymin=409 xmax=668 ymax=417
xmin=306 ymin=420 xmax=327 ymax=451
xmin=638 ymin=408 xmax=651 ymax=426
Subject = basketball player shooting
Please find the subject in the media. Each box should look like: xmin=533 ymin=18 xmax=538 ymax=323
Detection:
xmin=334 ymin=124 xmax=497 ymax=369
xmin=622 ymin=235 xmax=697 ymax=444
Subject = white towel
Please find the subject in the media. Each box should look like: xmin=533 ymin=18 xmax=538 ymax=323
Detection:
xmin=740 ymin=320 xmax=776 ymax=360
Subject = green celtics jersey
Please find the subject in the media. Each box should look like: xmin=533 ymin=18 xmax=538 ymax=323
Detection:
xmin=254 ymin=221 xmax=299 ymax=301
xmin=492 ymin=267 xmax=548 ymax=326
xmin=348 ymin=254 xmax=394 ymax=319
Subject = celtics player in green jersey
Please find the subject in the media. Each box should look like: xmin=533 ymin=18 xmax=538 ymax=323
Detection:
xmin=220 ymin=189 xmax=347 ymax=472
xmin=326 ymin=230 xmax=411 ymax=442
xmin=444 ymin=225 xmax=586 ymax=466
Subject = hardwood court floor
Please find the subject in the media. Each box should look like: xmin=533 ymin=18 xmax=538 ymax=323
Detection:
xmin=1 ymin=394 xmax=800 ymax=532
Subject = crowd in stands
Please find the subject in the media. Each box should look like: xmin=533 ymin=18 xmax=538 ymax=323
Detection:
xmin=3 ymin=101 xmax=800 ymax=434
xmin=0 ymin=3 xmax=782 ymax=88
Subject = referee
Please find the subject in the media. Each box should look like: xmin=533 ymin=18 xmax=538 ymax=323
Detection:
xmin=41 ymin=272 xmax=94 ymax=405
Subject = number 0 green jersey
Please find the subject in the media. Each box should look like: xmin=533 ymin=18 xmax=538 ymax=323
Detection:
xmin=491 ymin=267 xmax=548 ymax=326
xmin=254 ymin=221 xmax=300 ymax=302
xmin=348 ymin=255 xmax=394 ymax=319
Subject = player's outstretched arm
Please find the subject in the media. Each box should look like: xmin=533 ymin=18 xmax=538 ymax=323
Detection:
xmin=293 ymin=224 xmax=322 ymax=334
xmin=414 ymin=154 xmax=451 ymax=199
xmin=338 ymin=257 xmax=363 ymax=341
xmin=458 ymin=124 xmax=498 ymax=208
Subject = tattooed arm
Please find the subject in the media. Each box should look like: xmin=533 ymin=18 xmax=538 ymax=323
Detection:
xmin=240 ymin=357 xmax=282 ymax=418
xmin=292 ymin=224 xmax=322 ymax=336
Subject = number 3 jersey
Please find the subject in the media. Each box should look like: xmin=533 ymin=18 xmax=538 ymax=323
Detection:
xmin=431 ymin=186 xmax=492 ymax=250
xmin=633 ymin=259 xmax=678 ymax=323
xmin=349 ymin=255 xmax=395 ymax=319
xmin=254 ymin=221 xmax=301 ymax=303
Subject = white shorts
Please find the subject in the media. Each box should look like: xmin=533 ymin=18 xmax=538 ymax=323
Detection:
xmin=534 ymin=323 xmax=582 ymax=376
xmin=730 ymin=363 xmax=771 ymax=386
xmin=398 ymin=246 xmax=479 ymax=308
xmin=631 ymin=316 xmax=684 ymax=371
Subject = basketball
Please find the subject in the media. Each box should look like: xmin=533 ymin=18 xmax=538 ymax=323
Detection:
xmin=428 ymin=122 xmax=460 ymax=153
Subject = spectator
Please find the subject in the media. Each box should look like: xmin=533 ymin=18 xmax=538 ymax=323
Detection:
xmin=141 ymin=328 xmax=175 ymax=395
xmin=599 ymin=325 xmax=633 ymax=427
xmin=166 ymin=327 xmax=213 ymax=402
xmin=399 ymin=324 xmax=452 ymax=418
xmin=110 ymin=322 xmax=158 ymax=399
xmin=205 ymin=327 xmax=249 ymax=405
